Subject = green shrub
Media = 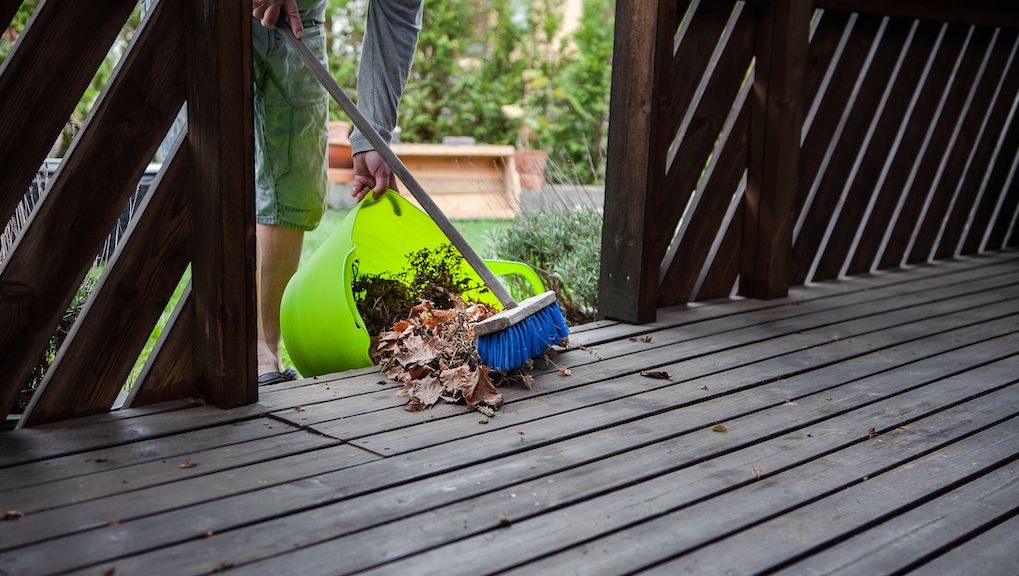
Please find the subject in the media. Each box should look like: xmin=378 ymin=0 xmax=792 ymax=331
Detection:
xmin=16 ymin=268 xmax=100 ymax=413
xmin=488 ymin=208 xmax=601 ymax=324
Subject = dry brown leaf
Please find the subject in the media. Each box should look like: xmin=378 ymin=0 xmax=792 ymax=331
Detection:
xmin=464 ymin=366 xmax=502 ymax=409
xmin=3 ymin=510 xmax=23 ymax=521
xmin=712 ymin=424 xmax=728 ymax=433
xmin=395 ymin=334 xmax=431 ymax=366
xmin=752 ymin=466 xmax=764 ymax=479
xmin=408 ymin=365 xmax=435 ymax=380
xmin=521 ymin=374 xmax=535 ymax=390
xmin=405 ymin=376 xmax=444 ymax=410
xmin=640 ymin=335 xmax=653 ymax=343
xmin=465 ymin=303 xmax=496 ymax=323
xmin=868 ymin=427 xmax=877 ymax=439
xmin=640 ymin=370 xmax=670 ymax=380
xmin=179 ymin=460 xmax=198 ymax=469
xmin=431 ymin=309 xmax=458 ymax=323
xmin=558 ymin=367 xmax=573 ymax=377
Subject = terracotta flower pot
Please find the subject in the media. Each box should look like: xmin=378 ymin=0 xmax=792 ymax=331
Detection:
xmin=328 ymin=121 xmax=353 ymax=169
xmin=514 ymin=149 xmax=548 ymax=190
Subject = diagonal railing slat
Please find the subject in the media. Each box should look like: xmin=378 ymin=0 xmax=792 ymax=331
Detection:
xmin=124 ymin=283 xmax=195 ymax=409
xmin=0 ymin=0 xmax=135 ymax=230
xmin=0 ymin=0 xmax=184 ymax=422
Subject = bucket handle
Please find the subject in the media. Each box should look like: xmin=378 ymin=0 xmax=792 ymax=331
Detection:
xmin=483 ymin=259 xmax=545 ymax=298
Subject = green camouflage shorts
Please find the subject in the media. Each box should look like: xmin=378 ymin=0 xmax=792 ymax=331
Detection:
xmin=252 ymin=17 xmax=329 ymax=231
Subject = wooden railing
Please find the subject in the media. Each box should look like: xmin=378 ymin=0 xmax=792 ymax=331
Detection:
xmin=0 ymin=0 xmax=256 ymax=426
xmin=600 ymin=0 xmax=1019 ymax=323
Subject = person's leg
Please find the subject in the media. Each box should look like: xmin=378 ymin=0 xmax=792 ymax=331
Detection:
xmin=256 ymin=223 xmax=303 ymax=375
xmin=251 ymin=16 xmax=328 ymax=380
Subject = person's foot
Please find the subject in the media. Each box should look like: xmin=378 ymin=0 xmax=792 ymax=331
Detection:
xmin=258 ymin=367 xmax=298 ymax=386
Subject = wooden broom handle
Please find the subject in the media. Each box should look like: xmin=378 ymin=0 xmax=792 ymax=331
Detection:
xmin=278 ymin=22 xmax=519 ymax=309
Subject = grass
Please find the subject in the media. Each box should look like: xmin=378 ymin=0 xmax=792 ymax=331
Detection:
xmin=127 ymin=209 xmax=514 ymax=387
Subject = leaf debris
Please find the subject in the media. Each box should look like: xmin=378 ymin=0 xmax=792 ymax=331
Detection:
xmin=712 ymin=424 xmax=728 ymax=433
xmin=3 ymin=510 xmax=24 ymax=521
xmin=640 ymin=370 xmax=670 ymax=380
xmin=375 ymin=300 xmax=506 ymax=415
xmin=867 ymin=427 xmax=877 ymax=439
xmin=179 ymin=460 xmax=198 ymax=469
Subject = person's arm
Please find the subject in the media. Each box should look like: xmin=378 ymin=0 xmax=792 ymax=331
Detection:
xmin=350 ymin=0 xmax=423 ymax=201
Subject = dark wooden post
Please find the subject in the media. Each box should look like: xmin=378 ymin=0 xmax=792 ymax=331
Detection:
xmin=598 ymin=0 xmax=675 ymax=324
xmin=740 ymin=0 xmax=810 ymax=299
xmin=187 ymin=0 xmax=258 ymax=407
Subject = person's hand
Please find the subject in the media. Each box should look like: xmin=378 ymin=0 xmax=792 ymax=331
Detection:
xmin=252 ymin=0 xmax=303 ymax=39
xmin=352 ymin=150 xmax=397 ymax=201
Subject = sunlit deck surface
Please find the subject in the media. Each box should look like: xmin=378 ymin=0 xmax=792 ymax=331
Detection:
xmin=2 ymin=252 xmax=1018 ymax=575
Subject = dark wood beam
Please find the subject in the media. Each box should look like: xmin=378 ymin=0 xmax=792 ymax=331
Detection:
xmin=20 ymin=136 xmax=191 ymax=426
xmin=813 ymin=0 xmax=1019 ymax=30
xmin=1 ymin=0 xmax=22 ymax=30
xmin=0 ymin=0 xmax=135 ymax=229
xmin=597 ymin=0 xmax=679 ymax=323
xmin=0 ymin=0 xmax=185 ymax=422
xmin=124 ymin=284 xmax=196 ymax=409
xmin=740 ymin=0 xmax=810 ymax=298
xmin=186 ymin=0 xmax=257 ymax=406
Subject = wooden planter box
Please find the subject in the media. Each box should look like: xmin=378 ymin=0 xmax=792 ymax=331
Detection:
xmin=328 ymin=142 xmax=522 ymax=219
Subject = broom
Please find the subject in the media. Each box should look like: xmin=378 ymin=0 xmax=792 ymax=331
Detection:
xmin=279 ymin=23 xmax=570 ymax=373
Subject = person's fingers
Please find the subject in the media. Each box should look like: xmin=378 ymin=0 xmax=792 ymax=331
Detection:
xmin=352 ymin=175 xmax=374 ymax=201
xmin=285 ymin=0 xmax=303 ymax=39
xmin=252 ymin=3 xmax=267 ymax=21
xmin=373 ymin=169 xmax=390 ymax=200
xmin=261 ymin=4 xmax=280 ymax=28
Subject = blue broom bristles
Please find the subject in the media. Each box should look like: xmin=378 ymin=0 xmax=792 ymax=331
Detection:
xmin=477 ymin=301 xmax=571 ymax=373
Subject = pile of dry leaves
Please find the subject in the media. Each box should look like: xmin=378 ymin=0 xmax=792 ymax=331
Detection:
xmin=373 ymin=300 xmax=509 ymax=416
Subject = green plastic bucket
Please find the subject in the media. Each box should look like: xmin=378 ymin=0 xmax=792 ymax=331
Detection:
xmin=280 ymin=190 xmax=544 ymax=377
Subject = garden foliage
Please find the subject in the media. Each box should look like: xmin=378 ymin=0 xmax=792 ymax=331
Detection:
xmin=489 ymin=207 xmax=601 ymax=324
xmin=326 ymin=0 xmax=615 ymax=184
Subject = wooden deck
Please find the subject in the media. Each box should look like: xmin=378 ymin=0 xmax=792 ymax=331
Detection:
xmin=2 ymin=253 xmax=1019 ymax=575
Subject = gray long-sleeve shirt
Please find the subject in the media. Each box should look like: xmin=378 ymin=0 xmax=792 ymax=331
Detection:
xmin=348 ymin=0 xmax=423 ymax=156
xmin=303 ymin=0 xmax=423 ymax=156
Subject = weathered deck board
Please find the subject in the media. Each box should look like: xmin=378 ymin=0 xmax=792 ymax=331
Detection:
xmin=906 ymin=512 xmax=1019 ymax=575
xmin=774 ymin=459 xmax=1019 ymax=575
xmin=0 ymin=254 xmax=1017 ymax=576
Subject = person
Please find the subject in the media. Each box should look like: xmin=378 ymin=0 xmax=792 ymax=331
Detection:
xmin=251 ymin=0 xmax=422 ymax=384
